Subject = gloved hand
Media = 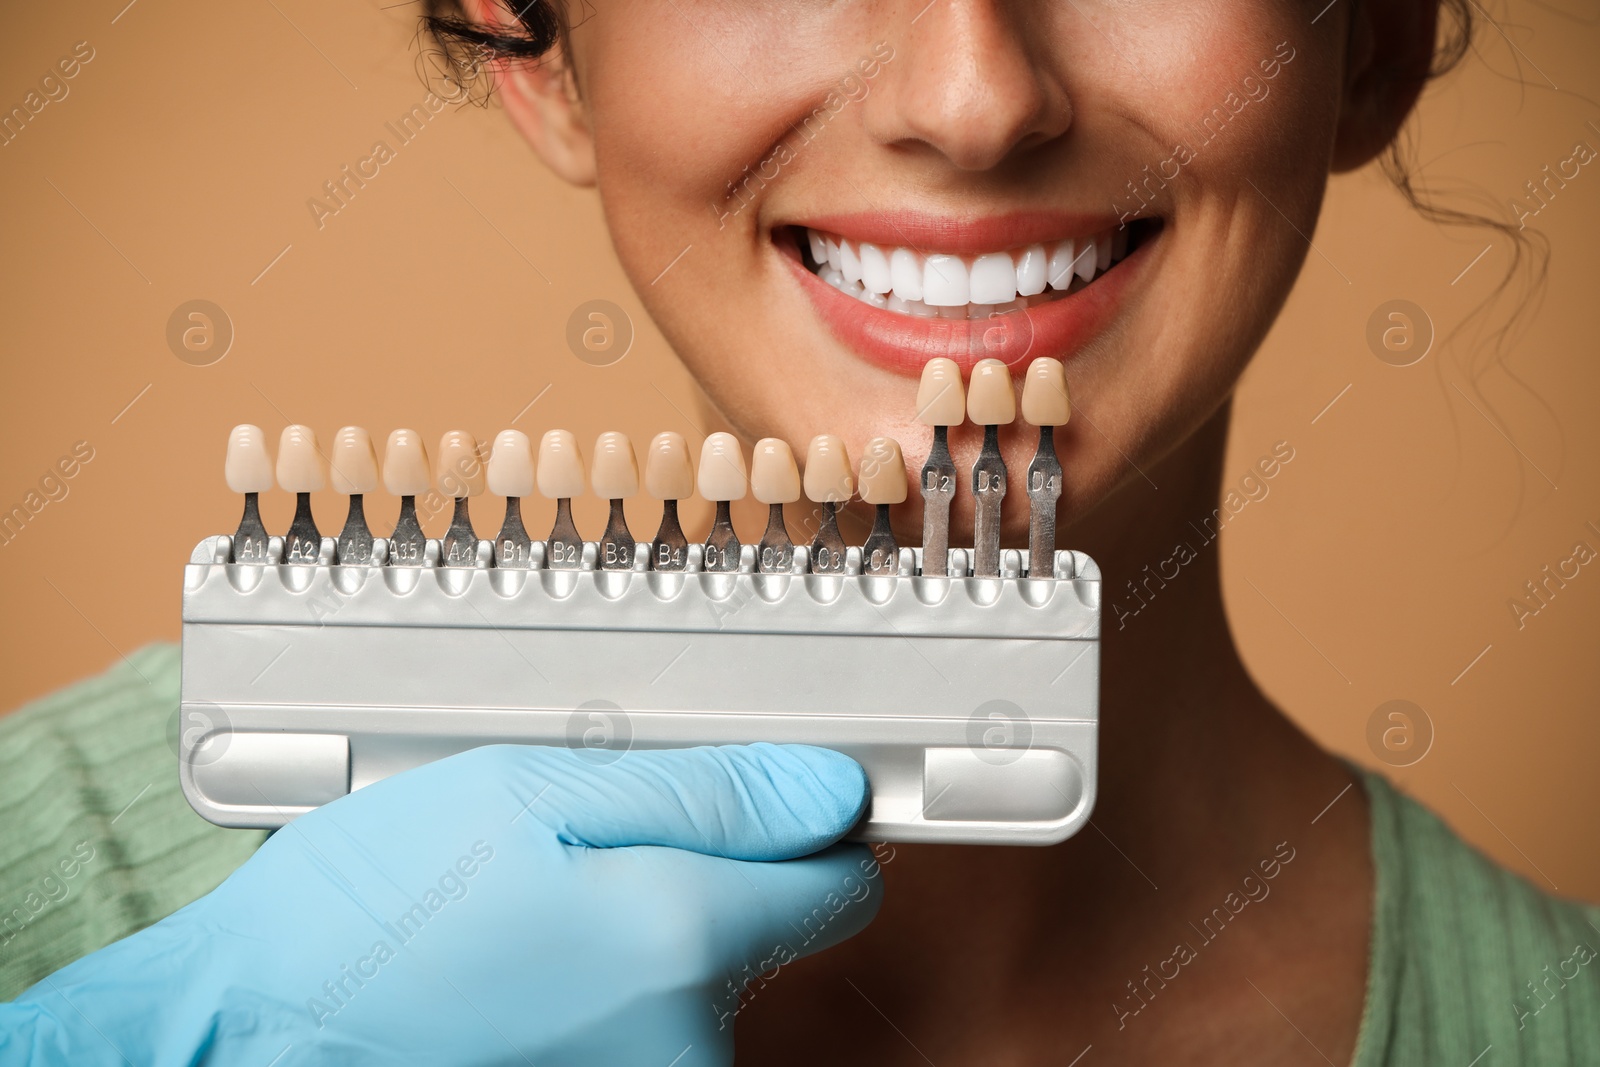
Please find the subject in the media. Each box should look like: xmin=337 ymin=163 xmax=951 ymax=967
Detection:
xmin=0 ymin=743 xmax=882 ymax=1066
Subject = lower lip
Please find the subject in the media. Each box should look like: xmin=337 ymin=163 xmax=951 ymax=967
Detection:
xmin=783 ymin=231 xmax=1153 ymax=376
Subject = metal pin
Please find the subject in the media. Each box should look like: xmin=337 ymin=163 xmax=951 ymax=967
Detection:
xmin=592 ymin=431 xmax=639 ymax=570
xmin=751 ymin=438 xmax=801 ymax=573
xmin=803 ymin=435 xmax=853 ymax=574
xmin=858 ymin=437 xmax=907 ymax=576
xmin=487 ymin=429 xmax=535 ymax=568
xmin=276 ymin=424 xmax=325 ymax=564
xmin=644 ymin=432 xmax=692 ymax=571
xmin=538 ymin=430 xmax=586 ymax=569
xmin=330 ymin=427 xmax=379 ymax=565
xmin=383 ymin=429 xmax=431 ymax=566
xmin=437 ymin=431 xmax=485 ymax=567
xmin=698 ymin=433 xmax=748 ymax=573
xmin=225 ymin=424 xmax=273 ymax=563
xmin=915 ymin=358 xmax=964 ymax=577
xmin=966 ymin=359 xmax=1016 ymax=577
xmin=1021 ymin=357 xmax=1070 ymax=578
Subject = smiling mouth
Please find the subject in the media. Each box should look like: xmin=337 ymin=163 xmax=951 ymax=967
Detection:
xmin=790 ymin=220 xmax=1158 ymax=320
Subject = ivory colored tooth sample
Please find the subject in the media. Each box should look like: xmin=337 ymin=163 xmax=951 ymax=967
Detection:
xmin=592 ymin=431 xmax=639 ymax=570
xmin=859 ymin=437 xmax=906 ymax=576
xmin=966 ymin=358 xmax=1018 ymax=427
xmin=645 ymin=431 xmax=692 ymax=571
xmin=538 ymin=430 xmax=586 ymax=569
xmin=225 ymin=424 xmax=272 ymax=563
xmin=967 ymin=359 xmax=1014 ymax=578
xmin=1021 ymin=356 xmax=1071 ymax=427
xmin=436 ymin=431 xmax=485 ymax=567
xmin=804 ymin=435 xmax=852 ymax=574
xmin=915 ymin=358 xmax=963 ymax=578
xmin=330 ymin=426 xmax=379 ymax=565
xmin=751 ymin=437 xmax=801 ymax=574
xmin=1022 ymin=358 xmax=1069 ymax=578
xmin=488 ymin=429 xmax=535 ymax=568
xmin=383 ymin=429 xmax=430 ymax=566
xmin=697 ymin=432 xmax=746 ymax=573
xmin=277 ymin=425 xmax=324 ymax=564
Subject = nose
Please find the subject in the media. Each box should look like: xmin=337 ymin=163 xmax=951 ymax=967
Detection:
xmin=864 ymin=0 xmax=1072 ymax=171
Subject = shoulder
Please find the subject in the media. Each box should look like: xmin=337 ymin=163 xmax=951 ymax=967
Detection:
xmin=0 ymin=646 xmax=268 ymax=999
xmin=1354 ymin=771 xmax=1600 ymax=1066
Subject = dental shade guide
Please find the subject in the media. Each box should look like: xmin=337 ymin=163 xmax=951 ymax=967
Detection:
xmin=804 ymin=435 xmax=852 ymax=575
xmin=488 ymin=430 xmax=535 ymax=568
xmin=916 ymin=358 xmax=963 ymax=578
xmin=592 ymin=431 xmax=640 ymax=571
xmin=698 ymin=433 xmax=746 ymax=574
xmin=1022 ymin=358 xmax=1070 ymax=580
xmin=539 ymin=430 xmax=586 ymax=570
xmin=966 ymin=359 xmax=1015 ymax=578
xmin=330 ymin=427 xmax=379 ymax=566
xmin=858 ymin=437 xmax=906 ymax=577
xmin=184 ymin=376 xmax=1102 ymax=845
xmin=277 ymin=425 xmax=325 ymax=564
xmin=437 ymin=431 xmax=485 ymax=568
xmin=751 ymin=437 xmax=800 ymax=574
xmin=225 ymin=425 xmax=272 ymax=564
xmin=383 ymin=429 xmax=430 ymax=567
xmin=645 ymin=432 xmax=692 ymax=571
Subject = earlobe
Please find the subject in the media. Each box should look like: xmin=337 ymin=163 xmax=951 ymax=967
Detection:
xmin=500 ymin=58 xmax=598 ymax=187
xmin=1330 ymin=0 xmax=1441 ymax=173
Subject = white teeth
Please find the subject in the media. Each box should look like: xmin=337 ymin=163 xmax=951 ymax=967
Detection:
xmin=803 ymin=224 xmax=1135 ymax=318
xmin=1047 ymin=239 xmax=1076 ymax=289
xmin=858 ymin=242 xmax=892 ymax=294
xmin=1016 ymin=244 xmax=1047 ymax=297
xmin=890 ymin=248 xmax=923 ymax=301
xmin=923 ymin=254 xmax=969 ymax=306
xmin=1074 ymin=241 xmax=1096 ymax=283
xmin=969 ymin=252 xmax=1017 ymax=305
xmin=839 ymin=240 xmax=863 ymax=284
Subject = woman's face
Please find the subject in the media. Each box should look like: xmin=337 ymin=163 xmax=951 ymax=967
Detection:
xmin=542 ymin=0 xmax=1349 ymax=541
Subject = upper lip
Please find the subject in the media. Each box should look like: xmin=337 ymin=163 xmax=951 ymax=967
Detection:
xmin=787 ymin=210 xmax=1127 ymax=255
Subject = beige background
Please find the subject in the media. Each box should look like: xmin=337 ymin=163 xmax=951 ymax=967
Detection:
xmin=2 ymin=3 xmax=1596 ymax=898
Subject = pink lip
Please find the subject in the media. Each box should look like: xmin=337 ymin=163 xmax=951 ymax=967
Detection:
xmin=795 ymin=210 xmax=1121 ymax=255
xmin=780 ymin=226 xmax=1155 ymax=377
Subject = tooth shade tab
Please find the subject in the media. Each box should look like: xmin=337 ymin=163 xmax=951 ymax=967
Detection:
xmin=859 ymin=437 xmax=907 ymax=505
xmin=488 ymin=429 xmax=535 ymax=497
xmin=591 ymin=431 xmax=640 ymax=499
xmin=804 ymin=435 xmax=853 ymax=503
xmin=383 ymin=429 xmax=431 ymax=496
xmin=916 ymin=358 xmax=966 ymax=427
xmin=435 ymin=431 xmax=486 ymax=498
xmin=1022 ymin=358 xmax=1071 ymax=426
xmin=276 ymin=425 xmax=325 ymax=493
xmin=751 ymin=437 xmax=801 ymax=504
xmin=698 ymin=432 xmax=748 ymax=502
xmin=537 ymin=430 xmax=586 ymax=499
xmin=645 ymin=431 xmax=693 ymax=500
xmin=328 ymin=427 xmax=379 ymax=495
xmin=225 ymin=424 xmax=274 ymax=494
xmin=967 ymin=359 xmax=1017 ymax=425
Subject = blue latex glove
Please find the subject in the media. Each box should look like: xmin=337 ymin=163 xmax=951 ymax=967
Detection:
xmin=0 ymin=743 xmax=881 ymax=1065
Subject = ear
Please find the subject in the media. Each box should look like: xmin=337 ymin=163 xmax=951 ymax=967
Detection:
xmin=1331 ymin=0 xmax=1441 ymax=173
xmin=460 ymin=0 xmax=596 ymax=186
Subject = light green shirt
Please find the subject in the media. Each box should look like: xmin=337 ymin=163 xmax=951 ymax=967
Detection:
xmin=2 ymin=646 xmax=1597 ymax=1063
